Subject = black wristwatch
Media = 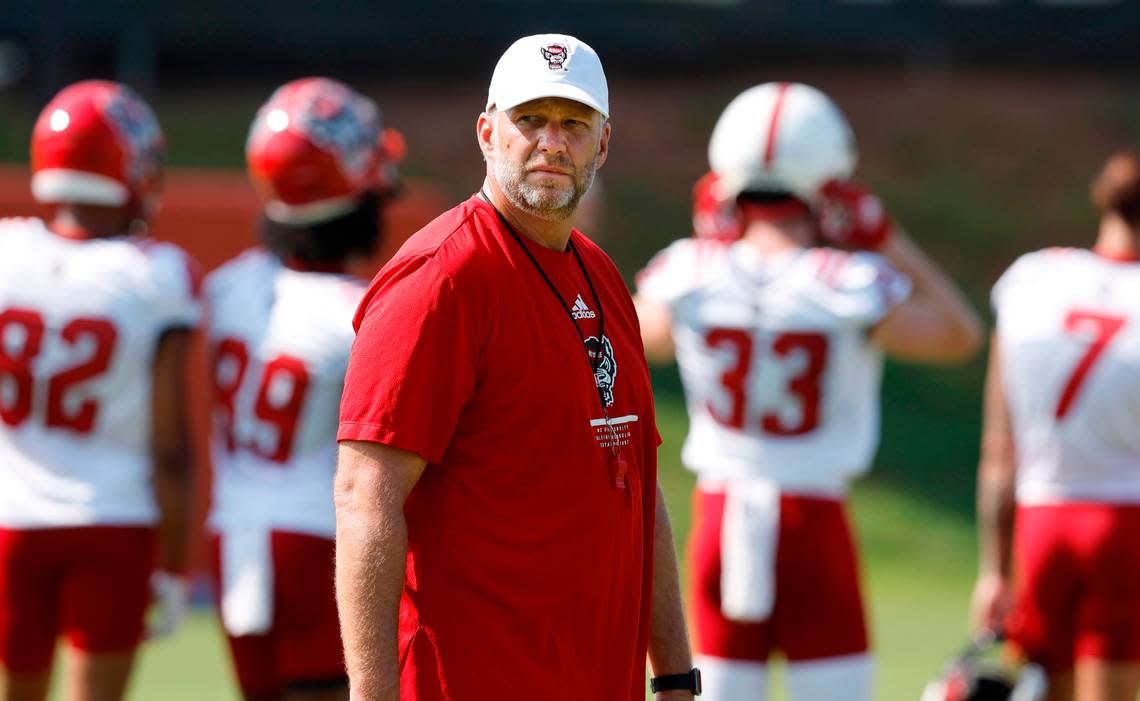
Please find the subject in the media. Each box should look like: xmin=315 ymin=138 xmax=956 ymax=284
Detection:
xmin=650 ymin=668 xmax=702 ymax=696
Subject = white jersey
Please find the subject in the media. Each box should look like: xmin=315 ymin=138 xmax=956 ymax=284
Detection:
xmin=206 ymin=248 xmax=363 ymax=538
xmin=993 ymin=248 xmax=1140 ymax=505
xmin=0 ymin=218 xmax=202 ymax=527
xmin=637 ymin=238 xmax=911 ymax=495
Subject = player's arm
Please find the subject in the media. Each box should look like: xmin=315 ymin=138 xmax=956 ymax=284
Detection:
xmin=970 ymin=335 xmax=1017 ymax=633
xmin=151 ymin=327 xmax=194 ymax=575
xmin=148 ymin=327 xmax=196 ymax=638
xmin=870 ymin=229 xmax=983 ymax=363
xmin=634 ymin=294 xmax=676 ymax=365
xmin=817 ymin=180 xmax=982 ymax=362
xmin=334 ymin=439 xmax=427 ymax=701
xmin=648 ymin=484 xmax=695 ymax=700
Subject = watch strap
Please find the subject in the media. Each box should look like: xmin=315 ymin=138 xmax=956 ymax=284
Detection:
xmin=650 ymin=668 xmax=702 ymax=695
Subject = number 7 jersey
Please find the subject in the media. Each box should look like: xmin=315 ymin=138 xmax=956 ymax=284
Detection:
xmin=637 ymin=238 xmax=910 ymax=495
xmin=0 ymin=218 xmax=202 ymax=527
xmin=205 ymin=248 xmax=364 ymax=538
xmin=993 ymin=248 xmax=1140 ymax=505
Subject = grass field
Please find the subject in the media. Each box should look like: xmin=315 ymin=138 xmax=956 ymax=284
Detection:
xmin=47 ymin=392 xmax=977 ymax=701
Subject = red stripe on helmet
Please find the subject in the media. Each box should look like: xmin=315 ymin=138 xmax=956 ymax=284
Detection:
xmin=763 ymin=82 xmax=791 ymax=168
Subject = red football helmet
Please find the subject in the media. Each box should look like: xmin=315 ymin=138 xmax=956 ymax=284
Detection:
xmin=31 ymin=80 xmax=165 ymax=218
xmin=691 ymin=171 xmax=742 ymax=241
xmin=246 ymin=77 xmax=404 ymax=226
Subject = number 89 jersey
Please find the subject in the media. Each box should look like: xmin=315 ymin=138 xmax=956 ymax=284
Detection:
xmin=993 ymin=248 xmax=1140 ymax=505
xmin=205 ymin=249 xmax=364 ymax=538
xmin=0 ymin=218 xmax=202 ymax=527
xmin=636 ymin=238 xmax=910 ymax=495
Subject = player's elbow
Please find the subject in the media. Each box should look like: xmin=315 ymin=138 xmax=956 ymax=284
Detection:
xmin=642 ymin=334 xmax=675 ymax=365
xmin=634 ymin=297 xmax=676 ymax=365
xmin=941 ymin=314 xmax=985 ymax=362
xmin=914 ymin=307 xmax=984 ymax=363
xmin=876 ymin=321 xmax=982 ymax=364
xmin=928 ymin=295 xmax=985 ymax=362
xmin=876 ymin=298 xmax=984 ymax=364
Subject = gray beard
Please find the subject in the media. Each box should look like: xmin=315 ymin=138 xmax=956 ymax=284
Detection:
xmin=493 ymin=154 xmax=597 ymax=222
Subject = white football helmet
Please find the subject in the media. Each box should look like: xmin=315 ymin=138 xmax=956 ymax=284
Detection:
xmin=708 ymin=82 xmax=856 ymax=205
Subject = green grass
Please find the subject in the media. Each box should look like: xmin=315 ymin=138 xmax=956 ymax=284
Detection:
xmin=124 ymin=616 xmax=241 ymax=701
xmin=46 ymin=614 xmax=239 ymax=701
xmin=45 ymin=395 xmax=976 ymax=701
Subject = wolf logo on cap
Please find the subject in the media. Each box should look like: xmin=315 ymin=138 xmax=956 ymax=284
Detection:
xmin=540 ymin=44 xmax=568 ymax=71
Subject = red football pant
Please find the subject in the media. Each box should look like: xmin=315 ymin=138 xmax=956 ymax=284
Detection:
xmin=689 ymin=486 xmax=869 ymax=662
xmin=1008 ymin=503 xmax=1140 ymax=671
xmin=0 ymin=526 xmax=155 ymax=673
xmin=209 ymin=531 xmax=345 ymax=698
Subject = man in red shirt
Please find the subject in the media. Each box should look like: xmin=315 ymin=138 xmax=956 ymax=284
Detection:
xmin=335 ymin=33 xmax=698 ymax=701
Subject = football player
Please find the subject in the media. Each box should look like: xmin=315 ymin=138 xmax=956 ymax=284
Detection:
xmin=971 ymin=150 xmax=1140 ymax=701
xmin=0 ymin=81 xmax=199 ymax=701
xmin=205 ymin=77 xmax=402 ymax=701
xmin=634 ymin=82 xmax=983 ymax=701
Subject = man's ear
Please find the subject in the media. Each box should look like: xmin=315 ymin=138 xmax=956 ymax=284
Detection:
xmin=476 ymin=111 xmax=496 ymax=161
xmin=594 ymin=121 xmax=612 ymax=170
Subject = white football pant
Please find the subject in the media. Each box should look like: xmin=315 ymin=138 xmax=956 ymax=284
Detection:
xmin=697 ymin=653 xmax=874 ymax=701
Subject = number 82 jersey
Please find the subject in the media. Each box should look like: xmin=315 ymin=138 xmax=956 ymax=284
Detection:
xmin=205 ymin=249 xmax=364 ymax=538
xmin=0 ymin=218 xmax=202 ymax=527
xmin=993 ymin=248 xmax=1140 ymax=505
xmin=636 ymin=238 xmax=910 ymax=495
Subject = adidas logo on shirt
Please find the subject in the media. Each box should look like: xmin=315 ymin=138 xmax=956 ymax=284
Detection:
xmin=571 ymin=294 xmax=596 ymax=320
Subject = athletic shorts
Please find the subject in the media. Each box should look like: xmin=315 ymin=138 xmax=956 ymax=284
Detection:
xmin=0 ymin=526 xmax=155 ymax=673
xmin=1007 ymin=503 xmax=1140 ymax=671
xmin=209 ymin=530 xmax=345 ymax=698
xmin=689 ymin=485 xmax=868 ymax=662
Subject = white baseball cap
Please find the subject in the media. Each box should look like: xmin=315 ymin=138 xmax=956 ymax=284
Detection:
xmin=486 ymin=34 xmax=609 ymax=118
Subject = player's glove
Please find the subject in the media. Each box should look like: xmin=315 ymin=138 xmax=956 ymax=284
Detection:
xmin=148 ymin=570 xmax=189 ymax=640
xmin=816 ymin=179 xmax=893 ymax=250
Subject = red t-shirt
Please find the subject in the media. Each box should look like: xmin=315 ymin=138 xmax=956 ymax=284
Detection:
xmin=338 ymin=195 xmax=660 ymax=701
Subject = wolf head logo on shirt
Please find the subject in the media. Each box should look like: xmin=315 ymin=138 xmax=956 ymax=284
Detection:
xmin=585 ymin=335 xmax=617 ymax=407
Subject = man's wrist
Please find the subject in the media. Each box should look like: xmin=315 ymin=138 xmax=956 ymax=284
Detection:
xmin=650 ymin=668 xmax=701 ymax=696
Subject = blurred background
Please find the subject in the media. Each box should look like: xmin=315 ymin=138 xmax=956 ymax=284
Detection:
xmin=2 ymin=1 xmax=1139 ymax=699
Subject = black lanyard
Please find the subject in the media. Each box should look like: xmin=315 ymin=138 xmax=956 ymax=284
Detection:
xmin=479 ymin=190 xmax=609 ymax=411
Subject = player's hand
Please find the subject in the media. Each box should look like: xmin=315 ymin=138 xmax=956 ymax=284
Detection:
xmin=969 ymin=571 xmax=1013 ymax=635
xmin=816 ymin=179 xmax=894 ymax=250
xmin=148 ymin=570 xmax=189 ymax=640
xmin=655 ymin=692 xmax=695 ymax=701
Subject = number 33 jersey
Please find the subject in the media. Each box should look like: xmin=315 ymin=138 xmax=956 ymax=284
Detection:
xmin=637 ymin=238 xmax=910 ymax=494
xmin=0 ymin=218 xmax=202 ymax=527
xmin=993 ymin=248 xmax=1140 ymax=505
xmin=205 ymin=248 xmax=364 ymax=538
